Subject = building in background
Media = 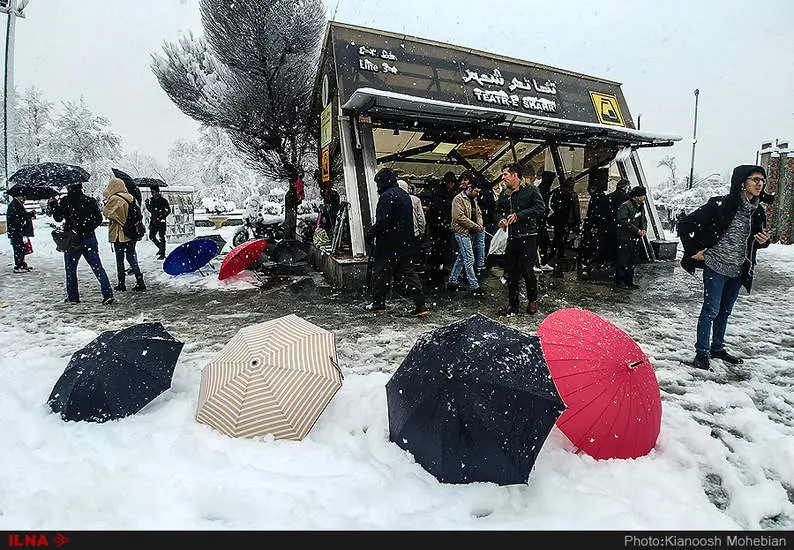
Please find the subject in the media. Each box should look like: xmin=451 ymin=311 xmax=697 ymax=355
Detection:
xmin=759 ymin=139 xmax=792 ymax=245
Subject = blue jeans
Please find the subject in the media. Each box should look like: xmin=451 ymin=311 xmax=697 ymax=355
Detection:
xmin=64 ymin=236 xmax=113 ymax=301
xmin=471 ymin=230 xmax=485 ymax=268
xmin=449 ymin=233 xmax=480 ymax=290
xmin=113 ymin=241 xmax=142 ymax=283
xmin=695 ymin=266 xmax=742 ymax=354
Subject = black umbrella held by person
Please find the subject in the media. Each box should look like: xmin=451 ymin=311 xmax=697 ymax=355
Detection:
xmin=386 ymin=313 xmax=566 ymax=486
xmin=9 ymin=162 xmax=90 ymax=188
xmin=48 ymin=322 xmax=184 ymax=423
xmin=6 ymin=182 xmax=57 ymax=201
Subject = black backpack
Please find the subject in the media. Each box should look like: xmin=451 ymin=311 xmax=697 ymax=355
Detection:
xmin=120 ymin=196 xmax=146 ymax=241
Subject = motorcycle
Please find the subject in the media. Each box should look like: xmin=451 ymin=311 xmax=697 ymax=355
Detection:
xmin=232 ymin=196 xmax=285 ymax=248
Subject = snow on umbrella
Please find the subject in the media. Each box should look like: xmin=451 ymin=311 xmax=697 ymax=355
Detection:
xmin=47 ymin=322 xmax=184 ymax=423
xmin=195 ymin=314 xmax=343 ymax=440
xmin=163 ymin=238 xmax=218 ymax=275
xmin=218 ymin=238 xmax=268 ymax=280
xmin=202 ymin=234 xmax=227 ymax=255
xmin=386 ymin=314 xmax=566 ymax=486
xmin=6 ymin=182 xmax=58 ymax=200
xmin=9 ymin=162 xmax=90 ymax=188
xmin=133 ymin=177 xmax=168 ymax=188
xmin=536 ymin=308 xmax=662 ymax=460
xmin=268 ymin=239 xmax=308 ymax=266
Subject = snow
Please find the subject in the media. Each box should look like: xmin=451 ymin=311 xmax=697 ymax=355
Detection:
xmin=1 ymin=216 xmax=793 ymax=531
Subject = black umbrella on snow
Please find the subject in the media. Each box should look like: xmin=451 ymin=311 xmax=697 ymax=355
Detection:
xmin=48 ymin=322 xmax=184 ymax=423
xmin=202 ymin=234 xmax=227 ymax=255
xmin=6 ymin=182 xmax=58 ymax=200
xmin=9 ymin=162 xmax=90 ymax=188
xmin=268 ymin=239 xmax=308 ymax=266
xmin=386 ymin=314 xmax=566 ymax=486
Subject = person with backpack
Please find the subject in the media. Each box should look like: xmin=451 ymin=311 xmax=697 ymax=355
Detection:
xmin=103 ymin=177 xmax=146 ymax=292
xmin=47 ymin=183 xmax=115 ymax=305
xmin=145 ymin=185 xmax=172 ymax=259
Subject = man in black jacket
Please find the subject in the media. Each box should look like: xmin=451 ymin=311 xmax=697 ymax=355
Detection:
xmin=364 ymin=168 xmax=428 ymax=317
xmin=614 ymin=186 xmax=648 ymax=289
xmin=145 ymin=186 xmax=172 ymax=259
xmin=677 ymin=165 xmax=772 ymax=371
xmin=48 ymin=184 xmax=114 ymax=305
xmin=496 ymin=163 xmax=546 ymax=316
xmin=6 ymin=191 xmax=36 ymax=273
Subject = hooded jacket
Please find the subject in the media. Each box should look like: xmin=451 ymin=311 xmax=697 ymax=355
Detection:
xmin=102 ymin=177 xmax=135 ymax=243
xmin=50 ymin=185 xmax=104 ymax=240
xmin=677 ymin=164 xmax=769 ymax=292
xmin=370 ymin=170 xmax=415 ymax=259
xmin=6 ymin=197 xmax=34 ymax=238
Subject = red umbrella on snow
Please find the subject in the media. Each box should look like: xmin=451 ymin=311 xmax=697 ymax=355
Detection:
xmin=218 ymin=239 xmax=268 ymax=281
xmin=536 ymin=308 xmax=662 ymax=460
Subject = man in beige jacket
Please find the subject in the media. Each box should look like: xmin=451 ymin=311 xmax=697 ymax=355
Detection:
xmin=103 ymin=177 xmax=146 ymax=292
xmin=446 ymin=180 xmax=485 ymax=296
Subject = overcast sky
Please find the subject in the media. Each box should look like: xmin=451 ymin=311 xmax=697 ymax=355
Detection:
xmin=10 ymin=0 xmax=794 ymax=184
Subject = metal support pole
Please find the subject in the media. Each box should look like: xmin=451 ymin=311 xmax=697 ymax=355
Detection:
xmin=688 ymin=89 xmax=699 ymax=189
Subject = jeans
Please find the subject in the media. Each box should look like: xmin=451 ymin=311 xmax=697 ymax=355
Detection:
xmin=471 ymin=230 xmax=485 ymax=268
xmin=695 ymin=266 xmax=742 ymax=354
xmin=113 ymin=241 xmax=142 ymax=284
xmin=64 ymin=236 xmax=113 ymax=301
xmin=449 ymin=233 xmax=480 ymax=290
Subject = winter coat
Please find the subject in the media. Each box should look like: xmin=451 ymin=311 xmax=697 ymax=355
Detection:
xmin=582 ymin=191 xmax=612 ymax=237
xmin=145 ymin=195 xmax=171 ymax=224
xmin=6 ymin=198 xmax=34 ymax=238
xmin=409 ymin=194 xmax=426 ymax=238
xmin=451 ymin=191 xmax=482 ymax=235
xmin=548 ymin=185 xmax=581 ymax=230
xmin=677 ymin=164 xmax=770 ymax=293
xmin=370 ymin=177 xmax=415 ymax=260
xmin=50 ymin=187 xmax=104 ymax=240
xmin=496 ymin=183 xmax=546 ymax=239
xmin=102 ymin=177 xmax=134 ymax=243
xmin=616 ymin=198 xmax=647 ymax=241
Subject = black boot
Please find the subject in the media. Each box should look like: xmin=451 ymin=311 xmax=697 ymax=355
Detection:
xmin=115 ymin=281 xmax=126 ymax=292
xmin=132 ymin=275 xmax=146 ymax=292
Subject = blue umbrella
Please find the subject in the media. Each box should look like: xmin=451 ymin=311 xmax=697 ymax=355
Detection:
xmin=163 ymin=238 xmax=218 ymax=275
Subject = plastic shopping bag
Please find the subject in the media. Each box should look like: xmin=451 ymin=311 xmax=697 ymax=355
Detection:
xmin=487 ymin=227 xmax=507 ymax=256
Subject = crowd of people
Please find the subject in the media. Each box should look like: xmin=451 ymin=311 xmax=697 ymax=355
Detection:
xmin=6 ymin=176 xmax=171 ymax=305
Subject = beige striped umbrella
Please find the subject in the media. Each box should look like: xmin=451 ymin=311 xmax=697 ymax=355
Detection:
xmin=196 ymin=314 xmax=342 ymax=440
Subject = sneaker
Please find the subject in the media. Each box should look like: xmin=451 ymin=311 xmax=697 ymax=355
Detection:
xmin=497 ymin=306 xmax=519 ymax=317
xmin=101 ymin=296 xmax=116 ymax=305
xmin=527 ymin=301 xmax=538 ymax=314
xmin=410 ymin=307 xmax=429 ymax=317
xmin=693 ymin=351 xmax=711 ymax=370
xmin=540 ymin=264 xmax=554 ymax=272
xmin=22 ymin=265 xmax=33 ymax=272
xmin=13 ymin=266 xmax=24 ymax=274
xmin=710 ymin=348 xmax=744 ymax=365
xmin=63 ymin=298 xmax=80 ymax=305
xmin=115 ymin=282 xmax=127 ymax=292
xmin=470 ymin=287 xmax=485 ymax=298
xmin=363 ymin=303 xmax=386 ymax=313
xmin=533 ymin=266 xmax=543 ymax=274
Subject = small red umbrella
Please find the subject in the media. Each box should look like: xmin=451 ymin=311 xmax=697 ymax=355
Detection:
xmin=536 ymin=308 xmax=661 ymax=460
xmin=218 ymin=238 xmax=268 ymax=281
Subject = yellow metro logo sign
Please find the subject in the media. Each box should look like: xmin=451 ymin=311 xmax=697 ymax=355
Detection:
xmin=589 ymin=91 xmax=625 ymax=126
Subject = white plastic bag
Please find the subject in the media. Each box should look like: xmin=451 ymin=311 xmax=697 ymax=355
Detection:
xmin=487 ymin=227 xmax=508 ymax=256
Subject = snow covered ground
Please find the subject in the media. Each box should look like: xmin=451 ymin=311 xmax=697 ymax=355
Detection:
xmin=0 ymin=215 xmax=792 ymax=530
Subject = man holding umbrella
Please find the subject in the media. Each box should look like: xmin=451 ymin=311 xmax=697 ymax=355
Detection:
xmin=145 ymin=186 xmax=171 ymax=259
xmin=6 ymin=190 xmax=36 ymax=273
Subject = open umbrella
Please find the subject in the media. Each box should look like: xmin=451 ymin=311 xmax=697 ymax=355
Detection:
xmin=111 ymin=168 xmax=142 ymax=203
xmin=218 ymin=238 xmax=268 ymax=280
xmin=536 ymin=308 xmax=662 ymax=460
xmin=47 ymin=322 xmax=184 ymax=423
xmin=202 ymin=233 xmax=227 ymax=255
xmin=268 ymin=239 xmax=309 ymax=266
xmin=111 ymin=168 xmax=134 ymax=185
xmin=6 ymin=182 xmax=57 ymax=200
xmin=196 ymin=314 xmax=343 ymax=440
xmin=386 ymin=314 xmax=566 ymax=485
xmin=134 ymin=177 xmax=168 ymax=188
xmin=9 ymin=162 xmax=90 ymax=188
xmin=163 ymin=238 xmax=218 ymax=276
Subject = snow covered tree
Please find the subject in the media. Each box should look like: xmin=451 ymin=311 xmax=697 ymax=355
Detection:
xmin=151 ymin=0 xmax=326 ymax=239
xmin=10 ymin=87 xmax=54 ymax=170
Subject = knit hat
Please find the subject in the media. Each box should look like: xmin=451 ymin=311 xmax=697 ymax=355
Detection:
xmin=375 ymin=167 xmax=398 ymax=187
xmin=630 ymin=186 xmax=647 ymax=198
xmin=617 ymin=178 xmax=630 ymax=189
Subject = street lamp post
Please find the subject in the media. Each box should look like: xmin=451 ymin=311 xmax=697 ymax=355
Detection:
xmin=1 ymin=0 xmax=29 ymax=187
xmin=688 ymin=88 xmax=700 ymax=190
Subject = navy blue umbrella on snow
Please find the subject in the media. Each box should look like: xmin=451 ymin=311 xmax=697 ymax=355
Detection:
xmin=386 ymin=314 xmax=566 ymax=486
xmin=48 ymin=322 xmax=184 ymax=423
xmin=163 ymin=237 xmax=218 ymax=275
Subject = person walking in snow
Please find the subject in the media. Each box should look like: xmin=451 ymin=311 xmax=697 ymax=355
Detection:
xmin=6 ymin=191 xmax=36 ymax=273
xmin=677 ymin=164 xmax=772 ymax=371
xmin=48 ymin=184 xmax=115 ymax=305
xmin=103 ymin=177 xmax=146 ymax=292
xmin=145 ymin=185 xmax=171 ymax=259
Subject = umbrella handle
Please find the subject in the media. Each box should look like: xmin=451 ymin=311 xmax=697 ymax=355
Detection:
xmin=330 ymin=355 xmax=344 ymax=380
xmin=628 ymin=360 xmax=644 ymax=369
